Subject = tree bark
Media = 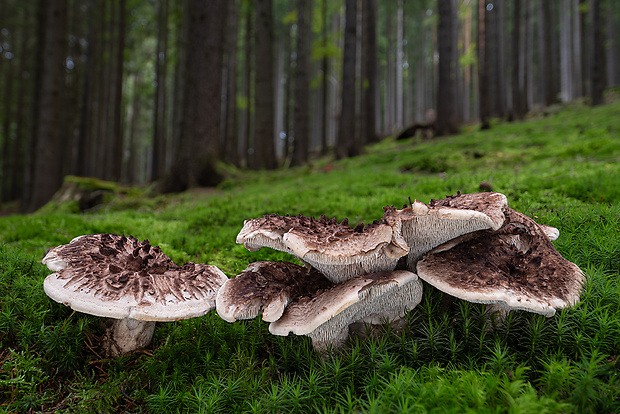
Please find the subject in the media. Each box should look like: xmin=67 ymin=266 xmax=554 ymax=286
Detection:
xmin=361 ymin=0 xmax=377 ymax=145
xmin=478 ymin=0 xmax=490 ymax=129
xmin=163 ymin=0 xmax=227 ymax=192
xmin=26 ymin=0 xmax=67 ymax=212
xmin=223 ymin=0 xmax=239 ymax=166
xmin=152 ymin=0 xmax=168 ymax=181
xmin=110 ymin=0 xmax=125 ymax=182
xmin=291 ymin=0 xmax=311 ymax=166
xmin=590 ymin=0 xmax=605 ymax=105
xmin=254 ymin=0 xmax=277 ymax=169
xmin=436 ymin=0 xmax=459 ymax=136
xmin=336 ymin=0 xmax=358 ymax=158
xmin=511 ymin=0 xmax=525 ymax=119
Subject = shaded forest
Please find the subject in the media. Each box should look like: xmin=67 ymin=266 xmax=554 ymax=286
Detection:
xmin=0 ymin=0 xmax=618 ymax=213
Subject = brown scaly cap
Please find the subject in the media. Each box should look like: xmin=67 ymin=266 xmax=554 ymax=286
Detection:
xmin=42 ymin=233 xmax=228 ymax=321
xmin=216 ymin=261 xmax=333 ymax=323
xmin=269 ymin=270 xmax=422 ymax=351
xmin=416 ymin=208 xmax=585 ymax=316
xmin=236 ymin=214 xmax=409 ymax=283
xmin=383 ymin=192 xmax=508 ymax=270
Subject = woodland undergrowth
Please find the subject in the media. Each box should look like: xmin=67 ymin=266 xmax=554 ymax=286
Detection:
xmin=1 ymin=100 xmax=619 ymax=413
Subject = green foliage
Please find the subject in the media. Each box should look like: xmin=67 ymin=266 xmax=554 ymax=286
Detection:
xmin=1 ymin=101 xmax=620 ymax=411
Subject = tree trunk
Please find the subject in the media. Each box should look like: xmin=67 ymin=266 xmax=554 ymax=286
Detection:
xmin=1 ymin=26 xmax=15 ymax=202
xmin=291 ymin=0 xmax=311 ymax=166
xmin=163 ymin=0 xmax=227 ymax=192
xmin=511 ymin=0 xmax=525 ymax=119
xmin=478 ymin=0 xmax=490 ymax=129
xmin=26 ymin=0 xmax=67 ymax=212
xmin=360 ymin=0 xmax=377 ymax=145
xmin=254 ymin=0 xmax=277 ymax=169
xmin=436 ymin=0 xmax=459 ymax=136
xmin=560 ymin=0 xmax=573 ymax=102
xmin=320 ymin=0 xmax=329 ymax=154
xmin=591 ymin=0 xmax=605 ymax=105
xmin=241 ymin=0 xmax=253 ymax=168
xmin=336 ymin=0 xmax=358 ymax=158
xmin=224 ymin=0 xmax=239 ymax=166
xmin=127 ymin=75 xmax=141 ymax=184
xmin=110 ymin=0 xmax=125 ymax=182
xmin=152 ymin=0 xmax=168 ymax=181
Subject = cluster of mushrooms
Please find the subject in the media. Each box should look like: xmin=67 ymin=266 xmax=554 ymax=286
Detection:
xmin=41 ymin=192 xmax=584 ymax=356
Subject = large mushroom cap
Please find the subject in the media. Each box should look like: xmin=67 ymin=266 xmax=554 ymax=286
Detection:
xmin=416 ymin=209 xmax=584 ymax=316
xmin=216 ymin=261 xmax=332 ymax=323
xmin=236 ymin=214 xmax=409 ymax=283
xmin=269 ymin=270 xmax=422 ymax=350
xmin=43 ymin=233 xmax=228 ymax=321
xmin=382 ymin=192 xmax=508 ymax=270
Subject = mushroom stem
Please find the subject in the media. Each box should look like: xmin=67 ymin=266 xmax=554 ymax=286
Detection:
xmin=104 ymin=318 xmax=156 ymax=357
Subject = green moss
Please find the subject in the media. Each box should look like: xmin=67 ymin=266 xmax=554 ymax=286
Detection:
xmin=2 ymin=100 xmax=620 ymax=412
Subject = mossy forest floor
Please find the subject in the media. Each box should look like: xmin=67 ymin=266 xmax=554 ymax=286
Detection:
xmin=1 ymin=99 xmax=619 ymax=412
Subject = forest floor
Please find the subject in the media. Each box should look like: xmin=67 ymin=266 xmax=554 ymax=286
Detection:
xmin=1 ymin=99 xmax=619 ymax=413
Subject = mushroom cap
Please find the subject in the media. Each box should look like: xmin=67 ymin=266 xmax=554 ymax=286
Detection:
xmin=416 ymin=209 xmax=584 ymax=316
xmin=42 ymin=233 xmax=228 ymax=321
xmin=216 ymin=261 xmax=332 ymax=322
xmin=236 ymin=214 xmax=409 ymax=283
xmin=383 ymin=192 xmax=508 ymax=270
xmin=269 ymin=270 xmax=422 ymax=342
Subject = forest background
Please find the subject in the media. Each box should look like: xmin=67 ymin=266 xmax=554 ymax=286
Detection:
xmin=0 ymin=0 xmax=618 ymax=214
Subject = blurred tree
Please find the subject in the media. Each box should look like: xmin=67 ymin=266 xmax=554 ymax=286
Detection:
xmin=223 ymin=0 xmax=239 ymax=166
xmin=163 ymin=0 xmax=227 ymax=191
xmin=436 ymin=0 xmax=459 ymax=136
xmin=26 ymin=0 xmax=67 ymax=212
xmin=291 ymin=0 xmax=311 ymax=166
xmin=590 ymin=0 xmax=605 ymax=105
xmin=254 ymin=0 xmax=277 ymax=169
xmin=511 ymin=0 xmax=526 ymax=119
xmin=337 ymin=0 xmax=358 ymax=158
xmin=151 ymin=0 xmax=168 ymax=182
xmin=360 ymin=0 xmax=377 ymax=145
xmin=478 ymin=0 xmax=490 ymax=129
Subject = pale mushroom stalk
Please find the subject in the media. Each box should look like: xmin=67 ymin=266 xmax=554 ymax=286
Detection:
xmin=269 ymin=270 xmax=423 ymax=351
xmin=42 ymin=234 xmax=228 ymax=356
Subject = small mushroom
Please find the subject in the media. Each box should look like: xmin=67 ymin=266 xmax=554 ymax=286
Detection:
xmin=237 ymin=214 xmax=409 ymax=283
xmin=416 ymin=209 xmax=584 ymax=317
xmin=383 ymin=192 xmax=509 ymax=271
xmin=216 ymin=261 xmax=332 ymax=322
xmin=42 ymin=233 xmax=228 ymax=356
xmin=269 ymin=270 xmax=422 ymax=351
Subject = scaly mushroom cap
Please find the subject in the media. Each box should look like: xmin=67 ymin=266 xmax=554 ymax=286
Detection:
xmin=269 ymin=270 xmax=422 ymax=350
xmin=383 ymin=192 xmax=508 ymax=270
xmin=42 ymin=233 xmax=228 ymax=321
xmin=216 ymin=261 xmax=332 ymax=322
xmin=236 ymin=214 xmax=409 ymax=283
xmin=416 ymin=209 xmax=584 ymax=316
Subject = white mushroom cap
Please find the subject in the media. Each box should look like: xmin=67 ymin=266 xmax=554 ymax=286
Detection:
xmin=416 ymin=209 xmax=584 ymax=317
xmin=42 ymin=233 xmax=228 ymax=321
xmin=216 ymin=261 xmax=332 ymax=323
xmin=269 ymin=270 xmax=422 ymax=351
xmin=236 ymin=214 xmax=409 ymax=283
xmin=383 ymin=192 xmax=508 ymax=270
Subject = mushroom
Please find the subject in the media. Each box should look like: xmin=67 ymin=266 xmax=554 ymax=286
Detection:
xmin=382 ymin=191 xmax=509 ymax=271
xmin=236 ymin=214 xmax=409 ymax=283
xmin=269 ymin=270 xmax=422 ymax=351
xmin=42 ymin=233 xmax=228 ymax=356
xmin=416 ymin=208 xmax=584 ymax=317
xmin=216 ymin=261 xmax=332 ymax=322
